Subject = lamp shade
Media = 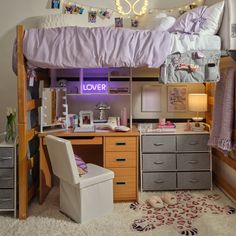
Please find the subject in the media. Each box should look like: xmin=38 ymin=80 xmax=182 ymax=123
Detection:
xmin=188 ymin=93 xmax=207 ymax=112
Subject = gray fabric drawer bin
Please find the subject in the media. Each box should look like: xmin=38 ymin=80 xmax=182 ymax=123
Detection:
xmin=0 ymin=189 xmax=14 ymax=209
xmin=142 ymin=136 xmax=176 ymax=153
xmin=0 ymin=148 xmax=13 ymax=167
xmin=177 ymin=135 xmax=209 ymax=151
xmin=177 ymin=153 xmax=210 ymax=170
xmin=143 ymin=172 xmax=176 ymax=190
xmin=143 ymin=154 xmax=176 ymax=171
xmin=177 ymin=172 xmax=211 ymax=189
xmin=0 ymin=169 xmax=14 ymax=188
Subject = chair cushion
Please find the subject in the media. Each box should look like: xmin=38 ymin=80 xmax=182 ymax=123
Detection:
xmin=78 ymin=164 xmax=114 ymax=189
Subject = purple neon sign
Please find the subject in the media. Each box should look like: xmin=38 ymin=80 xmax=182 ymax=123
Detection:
xmin=82 ymin=81 xmax=108 ymax=94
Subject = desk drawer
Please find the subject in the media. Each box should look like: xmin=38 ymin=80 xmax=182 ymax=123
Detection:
xmin=0 ymin=169 xmax=14 ymax=188
xmin=177 ymin=172 xmax=211 ymax=189
xmin=142 ymin=154 xmax=176 ymax=171
xmin=105 ymin=137 xmax=136 ymax=152
xmin=106 ymin=152 xmax=136 ymax=168
xmin=177 ymin=135 xmax=209 ymax=151
xmin=43 ymin=137 xmax=102 ymax=145
xmin=143 ymin=172 xmax=176 ymax=190
xmin=142 ymin=136 xmax=176 ymax=153
xmin=177 ymin=153 xmax=210 ymax=170
xmin=0 ymin=189 xmax=14 ymax=209
xmin=110 ymin=168 xmax=137 ymax=201
xmin=0 ymin=148 xmax=14 ymax=167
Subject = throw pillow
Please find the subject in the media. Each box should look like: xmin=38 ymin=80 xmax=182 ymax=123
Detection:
xmin=169 ymin=5 xmax=208 ymax=34
xmin=74 ymin=154 xmax=88 ymax=176
xmin=199 ymin=1 xmax=225 ymax=35
xmin=139 ymin=13 xmax=176 ymax=31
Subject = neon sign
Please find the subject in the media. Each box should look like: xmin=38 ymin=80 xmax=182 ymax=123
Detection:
xmin=82 ymin=81 xmax=108 ymax=94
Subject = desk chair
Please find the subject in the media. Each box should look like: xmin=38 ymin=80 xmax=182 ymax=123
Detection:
xmin=45 ymin=135 xmax=114 ymax=223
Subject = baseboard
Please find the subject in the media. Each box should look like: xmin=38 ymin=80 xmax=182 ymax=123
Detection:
xmin=213 ymin=173 xmax=236 ymax=202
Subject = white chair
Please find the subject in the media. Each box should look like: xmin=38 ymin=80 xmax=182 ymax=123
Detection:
xmin=45 ymin=135 xmax=114 ymax=223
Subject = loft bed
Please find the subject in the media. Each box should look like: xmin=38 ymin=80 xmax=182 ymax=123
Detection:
xmin=16 ymin=0 xmax=236 ymax=219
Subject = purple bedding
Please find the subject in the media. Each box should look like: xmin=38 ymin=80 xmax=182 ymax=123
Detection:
xmin=17 ymin=26 xmax=173 ymax=70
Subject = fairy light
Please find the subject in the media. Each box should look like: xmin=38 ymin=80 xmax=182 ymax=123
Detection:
xmin=132 ymin=0 xmax=149 ymax=16
xmin=62 ymin=0 xmax=203 ymax=17
xmin=115 ymin=0 xmax=132 ymax=15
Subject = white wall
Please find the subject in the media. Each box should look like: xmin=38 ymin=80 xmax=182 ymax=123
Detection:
xmin=0 ymin=0 xmax=198 ymax=131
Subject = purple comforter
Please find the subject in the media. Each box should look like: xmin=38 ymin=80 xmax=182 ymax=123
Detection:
xmin=20 ymin=26 xmax=172 ymax=70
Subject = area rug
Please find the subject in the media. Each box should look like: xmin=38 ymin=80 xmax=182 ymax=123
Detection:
xmin=130 ymin=191 xmax=235 ymax=235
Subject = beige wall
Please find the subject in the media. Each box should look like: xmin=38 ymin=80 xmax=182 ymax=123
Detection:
xmin=0 ymin=0 xmax=198 ymax=131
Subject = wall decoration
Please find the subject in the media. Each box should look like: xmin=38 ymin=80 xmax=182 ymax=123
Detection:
xmin=79 ymin=111 xmax=94 ymax=127
xmin=115 ymin=0 xmax=149 ymax=16
xmin=167 ymin=86 xmax=187 ymax=112
xmin=131 ymin=18 xmax=139 ymax=27
xmin=115 ymin=17 xmax=123 ymax=27
xmin=98 ymin=9 xmax=112 ymax=19
xmin=51 ymin=0 xmax=60 ymax=9
xmin=142 ymin=85 xmax=161 ymax=112
xmin=61 ymin=0 xmax=203 ymax=18
xmin=88 ymin=11 xmax=97 ymax=23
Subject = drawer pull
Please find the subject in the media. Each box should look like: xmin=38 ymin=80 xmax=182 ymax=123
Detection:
xmin=115 ymin=158 xmax=127 ymax=162
xmin=188 ymin=160 xmax=199 ymax=164
xmin=0 ymin=198 xmax=11 ymax=202
xmin=154 ymin=161 xmax=164 ymax=165
xmin=189 ymin=141 xmax=199 ymax=145
xmin=0 ymin=177 xmax=13 ymax=181
xmin=115 ymin=181 xmax=127 ymax=185
xmin=154 ymin=180 xmax=164 ymax=184
xmin=190 ymin=179 xmax=199 ymax=183
xmin=153 ymin=143 xmax=164 ymax=147
xmin=115 ymin=142 xmax=126 ymax=146
xmin=0 ymin=157 xmax=12 ymax=160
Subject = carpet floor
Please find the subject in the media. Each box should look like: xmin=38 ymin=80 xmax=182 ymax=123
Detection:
xmin=0 ymin=186 xmax=236 ymax=236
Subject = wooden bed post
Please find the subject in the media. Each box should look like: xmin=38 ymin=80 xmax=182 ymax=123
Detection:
xmin=17 ymin=25 xmax=28 ymax=219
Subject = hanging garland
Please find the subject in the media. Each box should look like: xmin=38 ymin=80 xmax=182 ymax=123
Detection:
xmin=60 ymin=0 xmax=204 ymax=18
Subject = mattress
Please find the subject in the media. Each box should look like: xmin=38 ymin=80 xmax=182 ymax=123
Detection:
xmin=170 ymin=34 xmax=221 ymax=54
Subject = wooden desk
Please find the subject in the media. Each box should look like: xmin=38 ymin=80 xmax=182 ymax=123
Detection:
xmin=39 ymin=128 xmax=139 ymax=204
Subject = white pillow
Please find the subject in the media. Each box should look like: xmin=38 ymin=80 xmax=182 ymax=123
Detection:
xmin=200 ymin=1 xmax=225 ymax=35
xmin=140 ymin=13 xmax=176 ymax=31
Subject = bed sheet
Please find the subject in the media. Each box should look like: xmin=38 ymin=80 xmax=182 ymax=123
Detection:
xmin=170 ymin=33 xmax=221 ymax=54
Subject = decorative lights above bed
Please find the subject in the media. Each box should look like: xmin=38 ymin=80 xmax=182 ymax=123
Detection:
xmin=115 ymin=0 xmax=149 ymax=16
xmin=61 ymin=0 xmax=204 ymax=18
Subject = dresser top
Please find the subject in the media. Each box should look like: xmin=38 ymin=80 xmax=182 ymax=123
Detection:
xmin=138 ymin=122 xmax=209 ymax=135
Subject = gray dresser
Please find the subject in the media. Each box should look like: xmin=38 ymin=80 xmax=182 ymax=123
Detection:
xmin=0 ymin=133 xmax=17 ymax=217
xmin=140 ymin=124 xmax=212 ymax=191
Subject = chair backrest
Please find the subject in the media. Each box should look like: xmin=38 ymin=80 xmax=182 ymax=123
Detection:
xmin=45 ymin=135 xmax=80 ymax=185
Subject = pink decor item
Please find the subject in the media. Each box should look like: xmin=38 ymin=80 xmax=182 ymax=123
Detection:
xmin=120 ymin=107 xmax=128 ymax=126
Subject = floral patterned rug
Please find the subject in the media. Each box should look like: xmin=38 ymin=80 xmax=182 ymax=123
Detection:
xmin=130 ymin=191 xmax=235 ymax=235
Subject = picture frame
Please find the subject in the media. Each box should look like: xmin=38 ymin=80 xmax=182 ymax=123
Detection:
xmin=167 ymin=86 xmax=187 ymax=112
xmin=115 ymin=17 xmax=123 ymax=27
xmin=141 ymin=85 xmax=161 ymax=112
xmin=51 ymin=0 xmax=60 ymax=9
xmin=79 ymin=111 xmax=94 ymax=127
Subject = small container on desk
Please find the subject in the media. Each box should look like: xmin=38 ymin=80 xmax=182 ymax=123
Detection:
xmin=0 ymin=132 xmax=17 ymax=217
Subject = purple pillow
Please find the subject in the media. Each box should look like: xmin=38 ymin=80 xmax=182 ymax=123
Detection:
xmin=169 ymin=5 xmax=208 ymax=34
xmin=74 ymin=154 xmax=88 ymax=175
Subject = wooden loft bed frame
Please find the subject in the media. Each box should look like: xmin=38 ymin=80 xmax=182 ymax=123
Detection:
xmin=17 ymin=24 xmax=236 ymax=219
xmin=17 ymin=25 xmax=50 ymax=219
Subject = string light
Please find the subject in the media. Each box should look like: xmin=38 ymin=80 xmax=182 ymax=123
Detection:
xmin=132 ymin=0 xmax=149 ymax=16
xmin=115 ymin=0 xmax=132 ymax=15
xmin=62 ymin=0 xmax=203 ymax=17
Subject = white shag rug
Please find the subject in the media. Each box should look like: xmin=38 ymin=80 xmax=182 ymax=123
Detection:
xmin=0 ymin=186 xmax=236 ymax=236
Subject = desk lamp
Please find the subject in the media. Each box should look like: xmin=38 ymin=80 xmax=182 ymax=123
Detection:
xmin=188 ymin=93 xmax=207 ymax=129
